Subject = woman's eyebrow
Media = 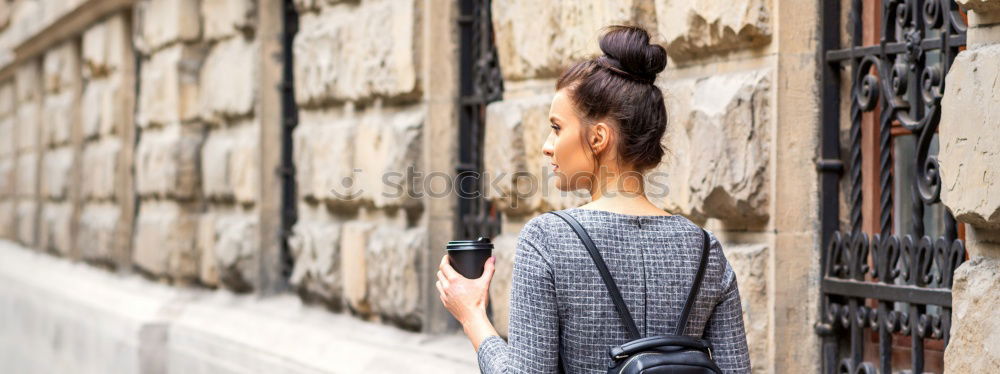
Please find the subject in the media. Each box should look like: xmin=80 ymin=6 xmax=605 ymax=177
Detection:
xmin=549 ymin=116 xmax=560 ymax=124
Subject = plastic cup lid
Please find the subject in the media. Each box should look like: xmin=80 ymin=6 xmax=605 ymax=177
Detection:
xmin=447 ymin=236 xmax=493 ymax=250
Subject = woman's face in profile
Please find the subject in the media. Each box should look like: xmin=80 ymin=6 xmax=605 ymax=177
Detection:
xmin=543 ymin=89 xmax=595 ymax=192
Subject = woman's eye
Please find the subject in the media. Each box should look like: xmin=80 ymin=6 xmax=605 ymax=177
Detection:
xmin=550 ymin=124 xmax=560 ymax=132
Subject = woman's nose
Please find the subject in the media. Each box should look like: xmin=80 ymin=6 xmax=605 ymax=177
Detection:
xmin=542 ymin=134 xmax=555 ymax=157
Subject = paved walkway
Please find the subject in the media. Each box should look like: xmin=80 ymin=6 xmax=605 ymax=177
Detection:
xmin=0 ymin=240 xmax=479 ymax=374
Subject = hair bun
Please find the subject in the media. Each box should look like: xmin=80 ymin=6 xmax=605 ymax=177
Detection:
xmin=597 ymin=25 xmax=667 ymax=83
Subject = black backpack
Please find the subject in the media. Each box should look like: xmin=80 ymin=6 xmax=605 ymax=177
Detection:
xmin=548 ymin=211 xmax=722 ymax=374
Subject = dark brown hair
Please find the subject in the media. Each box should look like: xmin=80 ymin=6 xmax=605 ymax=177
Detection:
xmin=556 ymin=25 xmax=668 ymax=172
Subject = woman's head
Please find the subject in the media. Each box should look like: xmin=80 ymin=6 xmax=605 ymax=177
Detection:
xmin=542 ymin=25 xmax=668 ymax=192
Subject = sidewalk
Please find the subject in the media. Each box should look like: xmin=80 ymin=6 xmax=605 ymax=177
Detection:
xmin=0 ymin=240 xmax=479 ymax=374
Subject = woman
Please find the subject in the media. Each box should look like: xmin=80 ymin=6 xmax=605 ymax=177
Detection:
xmin=436 ymin=25 xmax=751 ymax=373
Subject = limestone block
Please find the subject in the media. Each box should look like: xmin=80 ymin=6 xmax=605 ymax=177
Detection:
xmin=293 ymin=0 xmax=419 ymax=104
xmin=40 ymin=0 xmax=83 ymax=25
xmin=81 ymin=138 xmax=121 ymax=200
xmin=944 ymin=256 xmax=1000 ymax=371
xmin=42 ymin=41 xmax=80 ymax=94
xmin=137 ymin=44 xmax=205 ymax=127
xmin=654 ymin=0 xmax=772 ymax=61
xmin=487 ymin=232 xmax=518 ymax=337
xmin=0 ymin=83 xmax=14 ymax=117
xmin=292 ymin=0 xmax=320 ymax=13
xmin=199 ymin=37 xmax=257 ymax=121
xmin=288 ymin=218 xmax=342 ymax=302
xmin=15 ymin=63 xmax=41 ymax=103
xmin=15 ymin=153 xmax=37 ymax=198
xmin=293 ymin=110 xmax=356 ymax=203
xmin=132 ymin=201 xmax=198 ymax=279
xmin=42 ymin=91 xmax=75 ymax=146
xmin=139 ymin=0 xmax=200 ymax=52
xmin=940 ymin=45 xmax=1000 ymax=229
xmin=39 ymin=202 xmax=72 ymax=256
xmin=490 ymin=0 xmax=647 ymax=81
xmin=340 ymin=221 xmax=374 ymax=313
xmin=352 ymin=108 xmax=423 ymax=208
xmin=201 ymin=124 xmax=258 ymax=203
xmin=16 ymin=101 xmax=40 ymax=152
xmin=957 ymin=0 xmax=1000 ymax=13
xmin=0 ymin=118 xmax=13 ymax=158
xmin=77 ymin=203 xmax=120 ymax=263
xmin=210 ymin=214 xmax=259 ymax=292
xmin=81 ymin=74 xmax=125 ymax=138
xmin=0 ymin=159 xmax=12 ymax=196
xmin=16 ymin=201 xmax=36 ymax=245
xmin=0 ymin=1 xmax=9 ymax=31
xmin=650 ymin=69 xmax=771 ymax=223
xmin=82 ymin=14 xmax=129 ymax=78
xmin=135 ymin=125 xmax=203 ymax=200
xmin=483 ymin=94 xmax=589 ymax=214
xmin=366 ymin=226 xmax=424 ymax=327
xmin=41 ymin=146 xmax=73 ymax=200
xmin=195 ymin=212 xmax=220 ymax=286
xmin=724 ymin=243 xmax=769 ymax=374
xmin=202 ymin=0 xmax=256 ymax=40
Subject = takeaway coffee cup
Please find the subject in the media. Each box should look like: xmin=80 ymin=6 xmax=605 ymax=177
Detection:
xmin=446 ymin=237 xmax=494 ymax=279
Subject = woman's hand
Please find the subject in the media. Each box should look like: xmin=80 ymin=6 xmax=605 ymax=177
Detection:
xmin=437 ymin=255 xmax=500 ymax=350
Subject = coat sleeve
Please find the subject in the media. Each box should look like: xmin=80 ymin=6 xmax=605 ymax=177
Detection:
xmin=701 ymin=256 xmax=752 ymax=373
xmin=477 ymin=224 xmax=561 ymax=374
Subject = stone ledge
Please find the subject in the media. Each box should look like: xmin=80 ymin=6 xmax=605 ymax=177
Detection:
xmin=0 ymin=240 xmax=477 ymax=374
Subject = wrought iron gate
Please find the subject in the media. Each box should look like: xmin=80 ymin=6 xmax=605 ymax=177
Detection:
xmin=456 ymin=0 xmax=503 ymax=240
xmin=817 ymin=0 xmax=967 ymax=373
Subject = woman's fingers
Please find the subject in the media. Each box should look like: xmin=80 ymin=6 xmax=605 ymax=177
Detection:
xmin=438 ymin=255 xmax=463 ymax=280
xmin=436 ymin=270 xmax=450 ymax=289
xmin=478 ymin=256 xmax=496 ymax=283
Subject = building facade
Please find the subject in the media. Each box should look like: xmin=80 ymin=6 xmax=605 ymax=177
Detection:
xmin=0 ymin=0 xmax=997 ymax=373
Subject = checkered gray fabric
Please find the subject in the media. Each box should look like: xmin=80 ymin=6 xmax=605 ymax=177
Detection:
xmin=477 ymin=208 xmax=751 ymax=373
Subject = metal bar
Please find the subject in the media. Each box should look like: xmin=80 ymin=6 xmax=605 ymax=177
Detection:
xmin=825 ymin=34 xmax=964 ymax=62
xmin=821 ymin=278 xmax=952 ymax=307
xmin=279 ymin=0 xmax=300 ymax=278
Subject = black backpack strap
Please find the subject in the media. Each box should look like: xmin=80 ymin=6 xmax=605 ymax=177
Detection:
xmin=548 ymin=211 xmax=641 ymax=340
xmin=675 ymin=229 xmax=712 ymax=336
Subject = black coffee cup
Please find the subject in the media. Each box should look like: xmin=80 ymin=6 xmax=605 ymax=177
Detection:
xmin=447 ymin=237 xmax=494 ymax=279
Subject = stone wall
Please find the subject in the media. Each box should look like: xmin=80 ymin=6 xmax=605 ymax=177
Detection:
xmin=941 ymin=1 xmax=1000 ymax=371
xmin=287 ymin=0 xmax=427 ymax=329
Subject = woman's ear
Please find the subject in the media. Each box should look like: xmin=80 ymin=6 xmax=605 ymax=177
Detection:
xmin=590 ymin=122 xmax=612 ymax=155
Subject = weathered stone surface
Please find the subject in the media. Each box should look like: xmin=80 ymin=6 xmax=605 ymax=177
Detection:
xmin=77 ymin=203 xmax=120 ymax=263
xmin=202 ymin=0 xmax=255 ymax=40
xmin=199 ymin=37 xmax=257 ymax=121
xmin=724 ymin=243 xmax=768 ymax=374
xmin=16 ymin=101 xmax=40 ymax=152
xmin=137 ymin=44 xmax=205 ymax=127
xmin=81 ymin=74 xmax=125 ymax=138
xmin=81 ymin=138 xmax=121 ymax=200
xmin=944 ymin=256 xmax=1000 ymax=371
xmin=487 ymin=232 xmax=517 ymax=337
xmin=15 ymin=153 xmax=37 ymax=198
xmin=0 ymin=159 xmax=12 ymax=196
xmin=289 ymin=217 xmax=342 ymax=302
xmin=195 ymin=213 xmax=220 ymax=287
xmin=650 ymin=70 xmax=771 ymax=223
xmin=654 ymin=0 xmax=772 ymax=61
xmin=132 ymin=202 xmax=198 ymax=279
xmin=39 ymin=202 xmax=72 ymax=256
xmin=42 ymin=91 xmax=75 ymax=146
xmin=229 ymin=125 xmax=259 ymax=205
xmin=16 ymin=201 xmax=35 ymax=245
xmin=15 ymin=62 xmax=41 ymax=103
xmin=0 ymin=119 xmax=12 ymax=158
xmin=210 ymin=214 xmax=259 ymax=292
xmin=366 ymin=226 xmax=424 ymax=327
xmin=41 ymin=146 xmax=73 ymax=200
xmin=483 ymin=94 xmax=589 ymax=213
xmin=135 ymin=125 xmax=203 ymax=200
xmin=82 ymin=14 xmax=128 ymax=78
xmin=341 ymin=221 xmax=374 ymax=313
xmin=42 ymin=41 xmax=80 ymax=94
xmin=491 ymin=0 xmax=650 ymax=81
xmin=293 ymin=110 xmax=356 ymax=203
xmin=201 ymin=123 xmax=258 ymax=204
xmin=940 ymin=45 xmax=1000 ymax=229
xmin=139 ymin=0 xmax=200 ymax=52
xmin=957 ymin=0 xmax=1000 ymax=13
xmin=0 ymin=83 xmax=14 ymax=118
xmin=352 ymin=108 xmax=423 ymax=208
xmin=293 ymin=0 xmax=419 ymax=104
